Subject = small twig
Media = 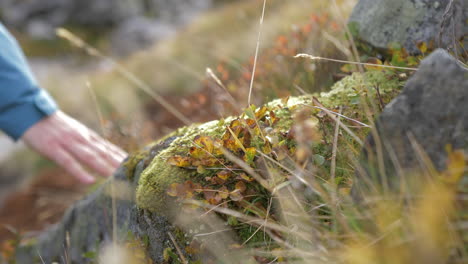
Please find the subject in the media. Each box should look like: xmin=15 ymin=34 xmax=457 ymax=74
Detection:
xmin=167 ymin=232 xmax=188 ymax=264
xmin=330 ymin=107 xmax=342 ymax=185
xmin=374 ymin=84 xmax=385 ymax=111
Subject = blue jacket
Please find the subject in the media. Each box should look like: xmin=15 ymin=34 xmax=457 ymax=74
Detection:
xmin=0 ymin=23 xmax=57 ymax=140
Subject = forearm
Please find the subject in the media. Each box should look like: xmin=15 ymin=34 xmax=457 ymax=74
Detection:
xmin=0 ymin=23 xmax=58 ymax=140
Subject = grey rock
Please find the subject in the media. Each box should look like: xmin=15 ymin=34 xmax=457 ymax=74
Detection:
xmin=349 ymin=0 xmax=467 ymax=54
xmin=354 ymin=49 xmax=468 ymax=195
xmin=25 ymin=20 xmax=56 ymax=40
xmin=110 ymin=17 xmax=176 ymax=57
xmin=146 ymin=0 xmax=213 ymax=25
xmin=15 ymin=138 xmax=177 ymax=264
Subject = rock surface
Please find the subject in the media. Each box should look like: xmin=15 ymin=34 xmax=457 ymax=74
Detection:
xmin=354 ymin=49 xmax=468 ymax=195
xmin=14 ymin=139 xmax=176 ymax=264
xmin=349 ymin=0 xmax=468 ymax=54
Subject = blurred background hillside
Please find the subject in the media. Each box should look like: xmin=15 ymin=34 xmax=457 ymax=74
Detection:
xmin=0 ymin=0 xmax=356 ymax=243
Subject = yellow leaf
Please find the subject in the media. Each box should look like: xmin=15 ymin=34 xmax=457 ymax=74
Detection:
xmin=219 ymin=186 xmax=230 ymax=199
xmin=417 ymin=42 xmax=428 ymax=53
xmin=167 ymin=156 xmax=191 ymax=167
xmin=167 ymin=183 xmax=180 ymax=197
xmin=243 ymin=147 xmax=257 ymax=164
xmin=217 ymin=170 xmax=232 ymax=180
xmin=364 ymin=57 xmax=384 ymax=71
xmin=444 ymin=148 xmax=465 ymax=184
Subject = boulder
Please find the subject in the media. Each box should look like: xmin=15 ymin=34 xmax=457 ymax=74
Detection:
xmin=349 ymin=0 xmax=467 ymax=54
xmin=354 ymin=49 xmax=468 ymax=195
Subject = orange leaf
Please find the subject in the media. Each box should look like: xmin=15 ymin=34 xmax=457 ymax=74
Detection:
xmin=167 ymin=156 xmax=191 ymax=167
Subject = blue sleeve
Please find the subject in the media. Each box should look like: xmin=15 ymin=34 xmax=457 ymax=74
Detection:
xmin=0 ymin=23 xmax=58 ymax=141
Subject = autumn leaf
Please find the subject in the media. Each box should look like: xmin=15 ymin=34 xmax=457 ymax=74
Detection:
xmin=364 ymin=57 xmax=383 ymax=71
xmin=269 ymin=111 xmax=279 ymax=125
xmin=243 ymin=147 xmax=257 ymax=164
xmin=229 ymin=190 xmax=244 ymax=202
xmin=218 ymin=186 xmax=230 ymax=199
xmin=255 ymin=106 xmax=268 ymax=120
xmin=443 ymin=148 xmax=466 ymax=184
xmin=262 ymin=141 xmax=272 ymax=155
xmin=193 ymin=135 xmax=215 ymax=153
xmin=217 ymin=170 xmax=232 ymax=180
xmin=167 ymin=183 xmax=180 ymax=197
xmin=245 ymin=118 xmax=257 ymax=129
xmin=197 ymin=165 xmax=206 ymax=174
xmin=168 ymin=156 xmax=191 ymax=167
xmin=417 ymin=42 xmax=428 ymax=53
xmin=239 ymin=173 xmax=254 ymax=182
xmin=190 ymin=147 xmax=210 ymax=159
xmin=235 ymin=181 xmax=247 ymax=193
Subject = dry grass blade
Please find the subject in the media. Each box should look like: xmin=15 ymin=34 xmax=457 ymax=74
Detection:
xmin=242 ymin=197 xmax=273 ymax=245
xmin=310 ymin=98 xmax=364 ymax=146
xmin=184 ymin=199 xmax=310 ymax=241
xmin=56 ymin=28 xmax=191 ymax=125
xmin=255 ymin=150 xmax=317 ymax=195
xmin=248 ymin=0 xmax=267 ymax=106
xmin=322 ymin=31 xmax=353 ymax=58
xmin=331 ymin=0 xmax=363 ymax=73
xmin=206 ymin=67 xmax=239 ymax=108
xmin=301 ymin=103 xmax=371 ymax=128
xmin=330 ymin=107 xmax=342 ymax=188
xmin=295 ymin=53 xmax=418 ymax=71
xmin=220 ymin=147 xmax=270 ymax=189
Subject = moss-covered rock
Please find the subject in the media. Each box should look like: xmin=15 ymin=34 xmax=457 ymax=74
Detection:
xmin=134 ymin=69 xmax=404 ymax=215
xmin=13 ymin=69 xmax=404 ymax=264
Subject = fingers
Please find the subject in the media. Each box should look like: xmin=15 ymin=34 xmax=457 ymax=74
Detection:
xmin=69 ymin=126 xmax=127 ymax=167
xmin=64 ymin=143 xmax=116 ymax=177
xmin=22 ymin=110 xmax=128 ymax=184
xmin=90 ymin=134 xmax=127 ymax=167
xmin=53 ymin=147 xmax=96 ymax=184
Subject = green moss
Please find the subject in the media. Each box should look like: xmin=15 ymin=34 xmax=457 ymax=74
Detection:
xmin=136 ymin=120 xmax=228 ymax=212
xmin=135 ymin=69 xmax=403 ymax=228
xmin=318 ymin=70 xmax=403 ymax=107
xmin=122 ymin=149 xmax=150 ymax=181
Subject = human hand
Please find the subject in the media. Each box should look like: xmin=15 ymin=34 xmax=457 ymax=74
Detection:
xmin=21 ymin=111 xmax=127 ymax=184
